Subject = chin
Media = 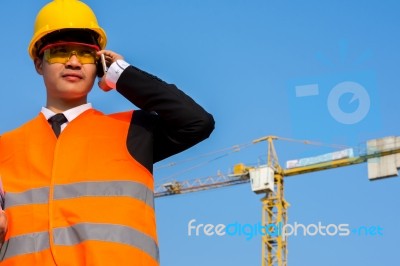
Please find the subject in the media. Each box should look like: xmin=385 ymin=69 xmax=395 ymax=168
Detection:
xmin=58 ymin=89 xmax=92 ymax=100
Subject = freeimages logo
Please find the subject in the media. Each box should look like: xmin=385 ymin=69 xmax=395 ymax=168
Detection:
xmin=295 ymin=80 xmax=371 ymax=125
xmin=188 ymin=219 xmax=383 ymax=240
xmin=287 ymin=41 xmax=380 ymax=144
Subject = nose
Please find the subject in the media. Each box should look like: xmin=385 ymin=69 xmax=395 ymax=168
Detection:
xmin=65 ymin=52 xmax=82 ymax=69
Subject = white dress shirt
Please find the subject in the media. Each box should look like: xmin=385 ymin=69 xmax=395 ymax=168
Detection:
xmin=41 ymin=103 xmax=92 ymax=132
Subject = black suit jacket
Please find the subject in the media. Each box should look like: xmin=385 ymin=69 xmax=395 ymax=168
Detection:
xmin=116 ymin=66 xmax=215 ymax=173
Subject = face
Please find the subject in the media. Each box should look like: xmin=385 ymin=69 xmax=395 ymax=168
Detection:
xmin=34 ymin=43 xmax=98 ymax=104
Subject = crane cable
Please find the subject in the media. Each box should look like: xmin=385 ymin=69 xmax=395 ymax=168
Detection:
xmin=276 ymin=136 xmax=351 ymax=149
xmin=155 ymin=141 xmax=255 ymax=183
xmin=155 ymin=142 xmax=254 ymax=170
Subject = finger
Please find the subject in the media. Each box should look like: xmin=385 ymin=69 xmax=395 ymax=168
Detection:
xmin=99 ymin=50 xmax=124 ymax=62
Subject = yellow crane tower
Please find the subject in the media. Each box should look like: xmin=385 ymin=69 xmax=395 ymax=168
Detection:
xmin=155 ymin=135 xmax=400 ymax=266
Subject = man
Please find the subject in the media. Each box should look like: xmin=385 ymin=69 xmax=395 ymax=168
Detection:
xmin=0 ymin=0 xmax=214 ymax=265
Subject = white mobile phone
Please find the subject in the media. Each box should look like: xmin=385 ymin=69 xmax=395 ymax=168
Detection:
xmin=101 ymin=54 xmax=108 ymax=73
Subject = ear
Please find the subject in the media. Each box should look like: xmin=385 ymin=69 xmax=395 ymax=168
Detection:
xmin=34 ymin=58 xmax=44 ymax=75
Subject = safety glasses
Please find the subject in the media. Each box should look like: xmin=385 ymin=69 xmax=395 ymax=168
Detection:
xmin=39 ymin=42 xmax=100 ymax=64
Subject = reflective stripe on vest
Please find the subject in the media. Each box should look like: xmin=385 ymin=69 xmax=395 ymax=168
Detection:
xmin=5 ymin=181 xmax=154 ymax=209
xmin=0 ymin=231 xmax=49 ymax=260
xmin=1 ymin=223 xmax=159 ymax=262
xmin=3 ymin=181 xmax=157 ymax=261
xmin=5 ymin=187 xmax=49 ymax=208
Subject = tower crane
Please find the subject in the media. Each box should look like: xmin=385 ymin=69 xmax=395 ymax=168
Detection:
xmin=155 ymin=135 xmax=400 ymax=266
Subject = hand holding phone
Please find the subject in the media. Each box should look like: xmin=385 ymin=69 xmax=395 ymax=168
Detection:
xmin=96 ymin=50 xmax=125 ymax=91
xmin=97 ymin=54 xmax=112 ymax=91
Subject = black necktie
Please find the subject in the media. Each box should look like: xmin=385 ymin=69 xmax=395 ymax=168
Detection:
xmin=48 ymin=113 xmax=68 ymax=138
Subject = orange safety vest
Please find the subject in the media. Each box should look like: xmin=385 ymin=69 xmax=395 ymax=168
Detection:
xmin=0 ymin=109 xmax=159 ymax=266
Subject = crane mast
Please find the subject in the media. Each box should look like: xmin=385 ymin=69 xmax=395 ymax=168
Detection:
xmin=254 ymin=136 xmax=288 ymax=266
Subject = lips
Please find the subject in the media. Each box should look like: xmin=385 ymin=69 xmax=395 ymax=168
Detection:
xmin=61 ymin=72 xmax=83 ymax=80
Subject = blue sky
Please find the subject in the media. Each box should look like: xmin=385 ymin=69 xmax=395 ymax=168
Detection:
xmin=1 ymin=1 xmax=400 ymax=265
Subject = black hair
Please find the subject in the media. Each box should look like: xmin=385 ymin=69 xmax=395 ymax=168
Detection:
xmin=35 ymin=28 xmax=100 ymax=57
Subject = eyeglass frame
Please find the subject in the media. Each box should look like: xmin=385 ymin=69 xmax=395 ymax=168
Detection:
xmin=38 ymin=41 xmax=100 ymax=64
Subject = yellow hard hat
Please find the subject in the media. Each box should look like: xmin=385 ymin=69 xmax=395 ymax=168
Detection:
xmin=28 ymin=0 xmax=107 ymax=59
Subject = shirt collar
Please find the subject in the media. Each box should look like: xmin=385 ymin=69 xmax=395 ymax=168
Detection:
xmin=41 ymin=103 xmax=93 ymax=122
